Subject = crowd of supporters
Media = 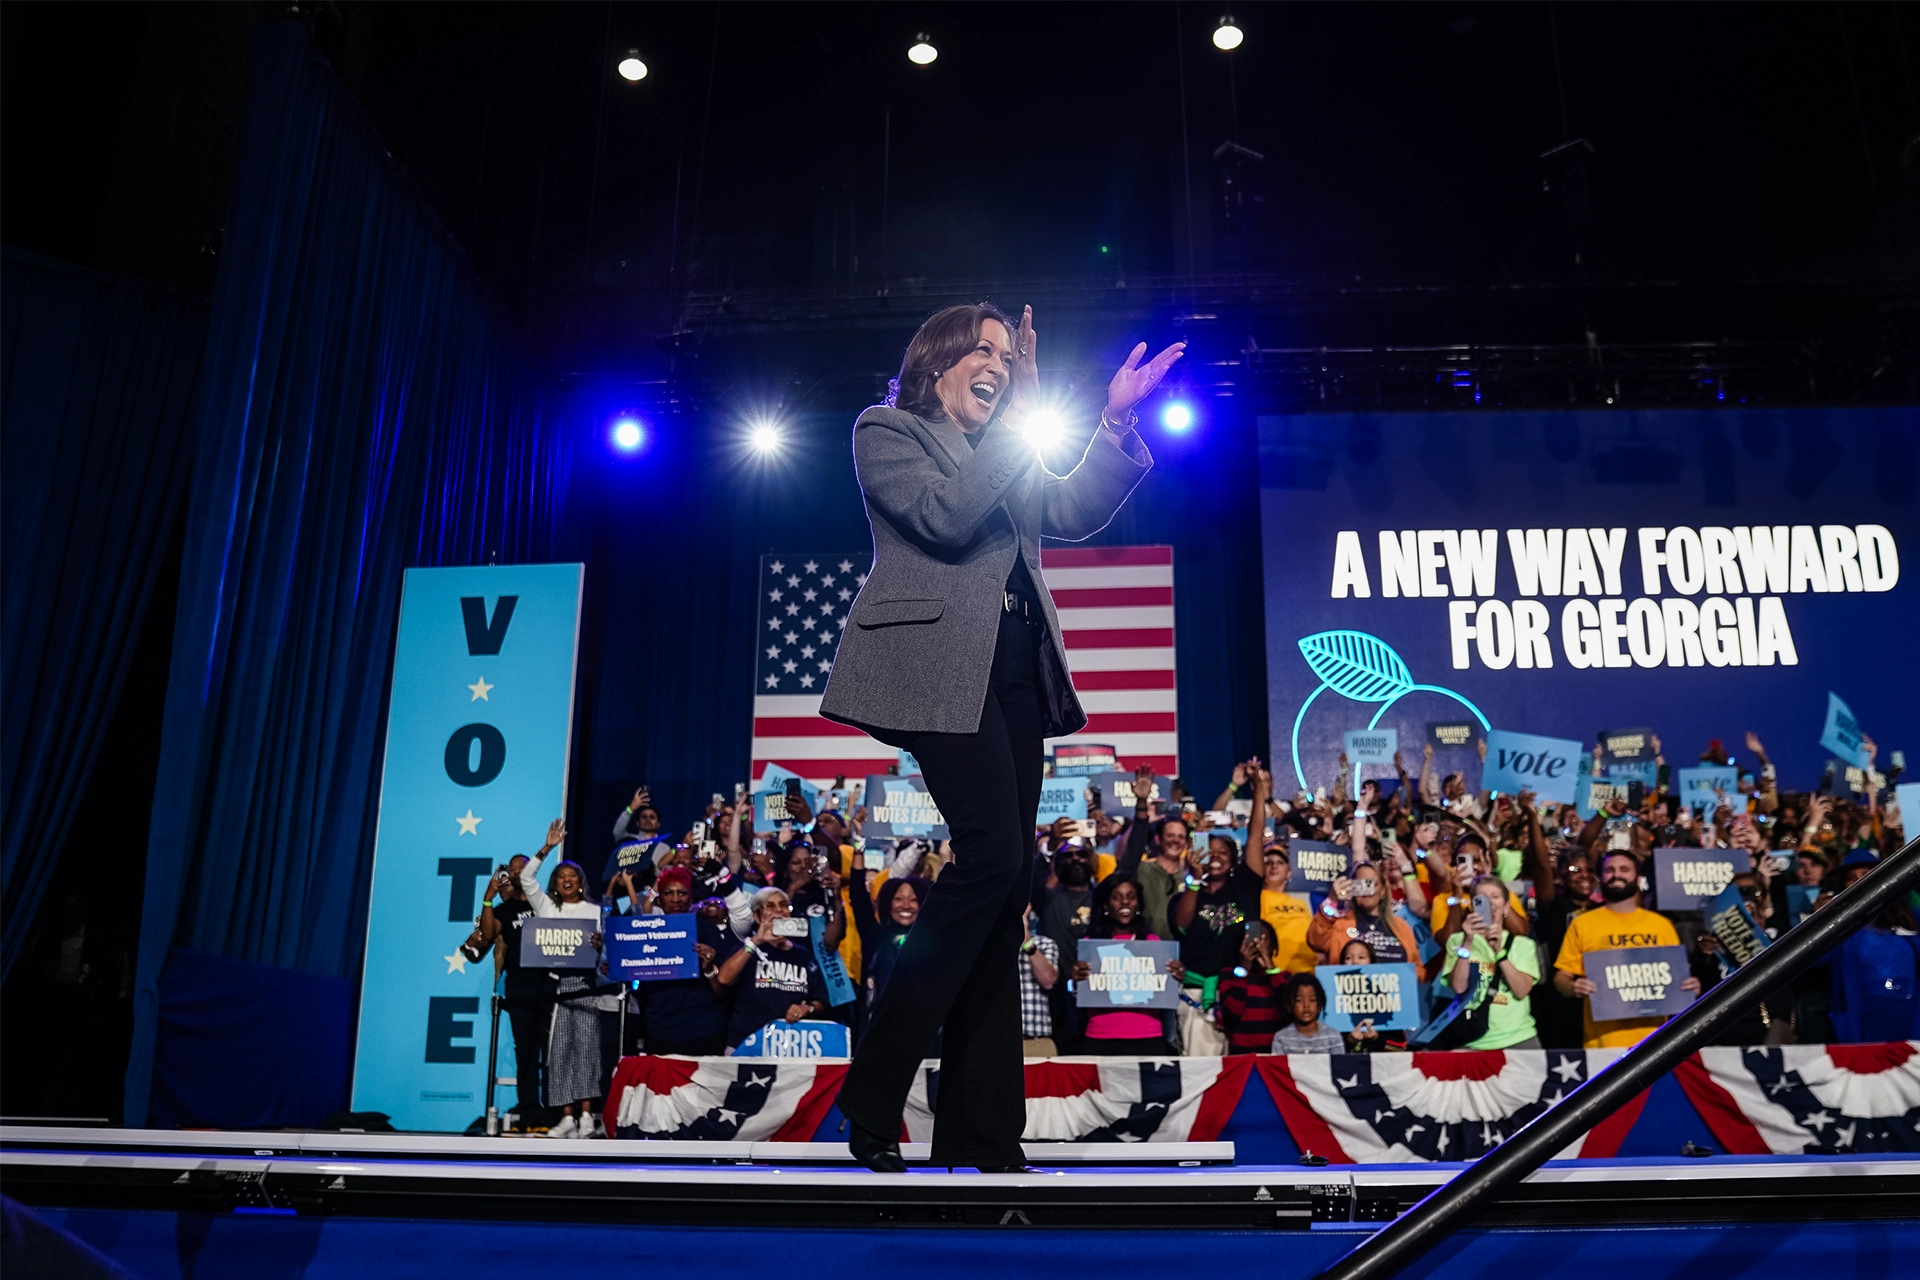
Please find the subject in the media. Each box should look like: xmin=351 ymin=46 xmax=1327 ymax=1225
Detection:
xmin=459 ymin=735 xmax=1916 ymax=1135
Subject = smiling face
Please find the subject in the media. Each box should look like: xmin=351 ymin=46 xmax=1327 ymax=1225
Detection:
xmin=888 ymin=882 xmax=920 ymax=927
xmin=1107 ymin=880 xmax=1143 ymax=929
xmin=553 ymin=864 xmax=584 ymax=902
xmin=1261 ymin=847 xmax=1290 ymax=887
xmin=933 ymin=317 xmax=1013 ymax=431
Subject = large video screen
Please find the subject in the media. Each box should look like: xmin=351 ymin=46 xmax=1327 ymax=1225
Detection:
xmin=1259 ymin=408 xmax=1914 ymax=796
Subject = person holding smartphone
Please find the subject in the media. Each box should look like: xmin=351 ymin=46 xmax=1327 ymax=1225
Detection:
xmin=1443 ymin=875 xmax=1543 ymax=1050
xmin=713 ymin=887 xmax=829 ymax=1050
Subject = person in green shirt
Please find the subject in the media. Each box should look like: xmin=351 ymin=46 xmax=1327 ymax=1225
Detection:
xmin=1444 ymin=874 xmax=1542 ymax=1050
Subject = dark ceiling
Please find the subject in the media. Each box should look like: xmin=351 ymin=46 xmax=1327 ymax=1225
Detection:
xmin=6 ymin=1 xmax=1918 ymax=405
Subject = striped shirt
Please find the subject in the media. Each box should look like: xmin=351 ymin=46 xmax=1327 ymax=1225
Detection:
xmin=1217 ymin=967 xmax=1292 ymax=1054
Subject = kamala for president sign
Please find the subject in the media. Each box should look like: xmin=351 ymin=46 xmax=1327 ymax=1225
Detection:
xmin=352 ymin=565 xmax=584 ymax=1133
xmin=1259 ymin=409 xmax=1915 ymax=797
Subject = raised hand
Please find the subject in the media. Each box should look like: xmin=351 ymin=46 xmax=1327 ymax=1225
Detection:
xmin=545 ymin=818 xmax=567 ymax=849
xmin=1008 ymin=306 xmax=1040 ymax=409
xmin=1105 ymin=340 xmax=1186 ymax=421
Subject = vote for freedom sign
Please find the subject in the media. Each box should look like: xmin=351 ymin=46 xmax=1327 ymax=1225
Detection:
xmin=1315 ymin=962 xmax=1423 ymax=1032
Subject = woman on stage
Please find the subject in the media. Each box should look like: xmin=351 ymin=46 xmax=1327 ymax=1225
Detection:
xmin=820 ymin=302 xmax=1182 ymax=1171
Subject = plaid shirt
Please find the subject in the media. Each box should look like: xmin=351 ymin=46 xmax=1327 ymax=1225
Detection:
xmin=1019 ymin=933 xmax=1060 ymax=1039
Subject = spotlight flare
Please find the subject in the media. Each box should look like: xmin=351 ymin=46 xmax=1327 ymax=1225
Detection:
xmin=1213 ymin=18 xmax=1244 ymax=51
xmin=617 ymin=54 xmax=648 ymax=82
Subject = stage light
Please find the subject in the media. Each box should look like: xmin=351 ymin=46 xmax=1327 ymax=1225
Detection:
xmin=748 ymin=422 xmax=783 ymax=454
xmin=1162 ymin=402 xmax=1194 ymax=433
xmin=612 ymin=418 xmax=644 ymax=450
xmin=1024 ymin=408 xmax=1067 ymax=451
xmin=617 ymin=51 xmax=648 ymax=82
xmin=908 ymin=35 xmax=938 ymax=65
xmin=1213 ymin=15 xmax=1244 ymax=50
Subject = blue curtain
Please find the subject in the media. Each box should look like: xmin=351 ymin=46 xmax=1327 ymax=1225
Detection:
xmin=1 ymin=248 xmax=207 ymax=979
xmin=124 ymin=23 xmax=571 ymax=1126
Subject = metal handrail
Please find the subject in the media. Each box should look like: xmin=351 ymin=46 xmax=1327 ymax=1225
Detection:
xmin=1311 ymin=833 xmax=1920 ymax=1280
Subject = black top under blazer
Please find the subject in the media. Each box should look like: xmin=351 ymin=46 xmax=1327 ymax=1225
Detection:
xmin=819 ymin=404 xmax=1152 ymax=740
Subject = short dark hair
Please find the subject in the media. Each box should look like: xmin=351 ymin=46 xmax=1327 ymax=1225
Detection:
xmin=886 ymin=303 xmax=1015 ymax=418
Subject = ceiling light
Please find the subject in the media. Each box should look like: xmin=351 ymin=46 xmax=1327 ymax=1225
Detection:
xmin=617 ymin=51 xmax=648 ymax=82
xmin=1213 ymin=16 xmax=1244 ymax=51
xmin=908 ymin=35 xmax=938 ymax=66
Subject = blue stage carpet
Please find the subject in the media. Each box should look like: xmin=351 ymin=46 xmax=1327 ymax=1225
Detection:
xmin=34 ymin=1209 xmax=1920 ymax=1280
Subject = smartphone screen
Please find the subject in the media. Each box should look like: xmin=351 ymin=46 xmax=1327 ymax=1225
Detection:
xmin=1474 ymin=896 xmax=1497 ymax=930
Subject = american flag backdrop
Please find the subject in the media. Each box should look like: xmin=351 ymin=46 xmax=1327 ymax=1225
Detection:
xmin=750 ymin=546 xmax=1177 ymax=785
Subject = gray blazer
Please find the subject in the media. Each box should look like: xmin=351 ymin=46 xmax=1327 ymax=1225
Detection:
xmin=820 ymin=404 xmax=1152 ymax=739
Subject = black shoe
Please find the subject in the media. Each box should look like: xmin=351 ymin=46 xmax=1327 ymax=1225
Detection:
xmin=848 ymin=1121 xmax=907 ymax=1173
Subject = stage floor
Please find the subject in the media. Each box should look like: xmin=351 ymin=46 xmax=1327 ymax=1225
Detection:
xmin=3 ymin=1125 xmax=1916 ymax=1231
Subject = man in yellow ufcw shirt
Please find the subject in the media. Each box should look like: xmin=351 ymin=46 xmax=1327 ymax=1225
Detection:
xmin=1554 ymin=850 xmax=1701 ymax=1048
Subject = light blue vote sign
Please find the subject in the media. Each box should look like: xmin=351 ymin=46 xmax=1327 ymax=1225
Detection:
xmin=1819 ymin=692 xmax=1871 ymax=770
xmin=1316 ymin=963 xmax=1422 ymax=1032
xmin=1676 ymin=765 xmax=1739 ymax=814
xmin=1481 ymin=730 xmax=1582 ymax=805
xmin=351 ymin=564 xmax=584 ymax=1132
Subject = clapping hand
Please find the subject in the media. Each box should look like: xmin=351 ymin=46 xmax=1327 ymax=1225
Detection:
xmin=1105 ymin=339 xmax=1186 ymax=422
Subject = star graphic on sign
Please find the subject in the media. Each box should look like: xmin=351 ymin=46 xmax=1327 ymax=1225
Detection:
xmin=804 ymin=560 xmax=818 ymax=573
xmin=768 ymin=588 xmax=783 ymax=601
xmin=1802 ymin=1108 xmax=1833 ymax=1132
xmin=714 ymin=1108 xmax=742 ymax=1127
xmin=836 ymin=616 xmax=847 ymax=629
xmin=819 ymin=602 xmax=835 ymax=615
xmin=742 ymin=1070 xmax=773 ymax=1089
xmin=767 ymin=618 xmax=781 ymax=631
xmin=786 ymin=574 xmax=801 ymax=587
xmin=857 ymin=572 xmax=868 ymax=585
xmin=456 ymin=810 xmax=482 ymax=835
xmin=444 ymin=952 xmax=467 ymax=974
xmin=799 ymin=674 xmax=815 ymax=688
xmin=765 ymin=674 xmax=779 ymax=688
xmin=818 ymin=659 xmax=832 ymax=672
xmin=783 ymin=630 xmax=798 ymax=644
xmin=820 ymin=574 xmax=835 ymax=587
xmin=838 ymin=560 xmax=853 ymax=573
xmin=838 ymin=588 xmax=852 ymax=600
xmin=766 ymin=645 xmax=781 ymax=659
xmin=783 ymin=660 xmax=798 ymax=674
xmin=803 ymin=588 xmax=817 ymax=602
xmin=468 ymin=677 xmax=493 ymax=701
xmin=769 ymin=560 xmax=784 ymax=574
xmin=1551 ymin=1057 xmax=1585 ymax=1083
xmin=800 ymin=644 xmax=816 ymax=659
xmin=785 ymin=603 xmax=800 ymax=616
xmin=801 ymin=617 xmax=817 ymax=631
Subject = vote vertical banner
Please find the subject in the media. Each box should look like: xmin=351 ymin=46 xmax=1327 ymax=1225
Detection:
xmin=351 ymin=565 xmax=584 ymax=1132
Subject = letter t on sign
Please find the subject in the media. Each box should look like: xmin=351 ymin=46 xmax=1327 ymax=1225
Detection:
xmin=438 ymin=857 xmax=494 ymax=921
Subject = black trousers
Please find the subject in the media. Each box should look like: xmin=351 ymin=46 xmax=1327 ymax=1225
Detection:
xmin=838 ymin=606 xmax=1045 ymax=1167
xmin=501 ymin=974 xmax=549 ymax=1117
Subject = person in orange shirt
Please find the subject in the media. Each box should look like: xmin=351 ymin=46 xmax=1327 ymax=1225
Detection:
xmin=1553 ymin=850 xmax=1701 ymax=1048
xmin=1306 ymin=862 xmax=1426 ymax=980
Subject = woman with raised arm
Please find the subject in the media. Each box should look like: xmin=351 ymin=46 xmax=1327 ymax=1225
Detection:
xmin=821 ymin=303 xmax=1182 ymax=1173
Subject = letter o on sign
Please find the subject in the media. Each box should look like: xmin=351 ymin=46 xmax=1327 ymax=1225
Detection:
xmin=445 ymin=723 xmax=507 ymax=787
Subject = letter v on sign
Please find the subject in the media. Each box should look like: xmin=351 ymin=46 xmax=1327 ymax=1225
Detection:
xmin=460 ymin=596 xmax=518 ymax=655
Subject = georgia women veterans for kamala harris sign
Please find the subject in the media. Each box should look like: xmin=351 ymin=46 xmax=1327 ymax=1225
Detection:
xmin=1259 ymin=409 xmax=1915 ymax=793
xmin=352 ymin=565 xmax=583 ymax=1132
